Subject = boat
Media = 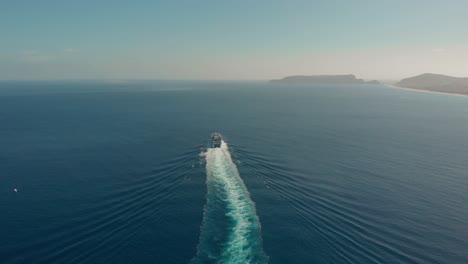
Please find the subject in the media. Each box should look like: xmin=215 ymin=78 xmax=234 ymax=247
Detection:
xmin=210 ymin=133 xmax=222 ymax=148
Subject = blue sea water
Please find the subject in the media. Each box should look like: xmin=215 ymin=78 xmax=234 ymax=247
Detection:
xmin=1 ymin=81 xmax=467 ymax=264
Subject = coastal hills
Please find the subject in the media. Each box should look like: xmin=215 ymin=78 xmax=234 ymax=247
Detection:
xmin=270 ymin=73 xmax=468 ymax=96
xmin=396 ymin=73 xmax=468 ymax=95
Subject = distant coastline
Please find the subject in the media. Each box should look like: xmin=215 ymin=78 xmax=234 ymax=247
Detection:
xmin=271 ymin=73 xmax=468 ymax=98
xmin=385 ymin=83 xmax=468 ymax=98
xmin=270 ymin=75 xmax=380 ymax=85
xmin=393 ymin=73 xmax=468 ymax=97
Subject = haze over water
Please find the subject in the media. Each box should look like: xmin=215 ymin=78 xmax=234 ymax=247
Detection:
xmin=1 ymin=81 xmax=467 ymax=263
xmin=2 ymin=1 xmax=468 ymax=80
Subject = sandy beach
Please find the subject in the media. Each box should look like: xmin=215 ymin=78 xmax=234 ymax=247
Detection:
xmin=384 ymin=84 xmax=468 ymax=98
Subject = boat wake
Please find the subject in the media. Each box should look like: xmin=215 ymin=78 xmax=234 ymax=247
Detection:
xmin=192 ymin=141 xmax=267 ymax=264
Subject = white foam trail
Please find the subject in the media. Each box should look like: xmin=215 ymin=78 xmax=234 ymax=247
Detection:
xmin=200 ymin=141 xmax=266 ymax=263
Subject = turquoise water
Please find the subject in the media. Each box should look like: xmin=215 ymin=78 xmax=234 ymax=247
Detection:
xmin=1 ymin=81 xmax=467 ymax=263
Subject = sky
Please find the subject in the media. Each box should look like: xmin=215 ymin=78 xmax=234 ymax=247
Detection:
xmin=1 ymin=0 xmax=468 ymax=80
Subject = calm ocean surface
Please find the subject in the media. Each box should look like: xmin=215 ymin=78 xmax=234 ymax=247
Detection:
xmin=1 ymin=81 xmax=467 ymax=264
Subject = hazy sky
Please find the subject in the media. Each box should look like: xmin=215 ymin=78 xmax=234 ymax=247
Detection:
xmin=1 ymin=0 xmax=468 ymax=80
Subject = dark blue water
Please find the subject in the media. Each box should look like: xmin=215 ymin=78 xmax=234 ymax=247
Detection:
xmin=1 ymin=81 xmax=467 ymax=263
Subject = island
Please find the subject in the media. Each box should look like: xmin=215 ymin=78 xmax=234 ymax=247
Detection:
xmin=270 ymin=74 xmax=380 ymax=85
xmin=396 ymin=73 xmax=468 ymax=96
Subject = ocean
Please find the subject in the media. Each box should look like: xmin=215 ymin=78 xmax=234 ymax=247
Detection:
xmin=1 ymin=81 xmax=467 ymax=264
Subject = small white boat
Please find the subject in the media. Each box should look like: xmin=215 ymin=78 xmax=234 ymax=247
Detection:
xmin=210 ymin=133 xmax=222 ymax=148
